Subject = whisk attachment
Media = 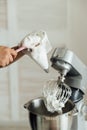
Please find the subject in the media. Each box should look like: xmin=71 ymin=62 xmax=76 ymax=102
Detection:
xmin=43 ymin=77 xmax=72 ymax=113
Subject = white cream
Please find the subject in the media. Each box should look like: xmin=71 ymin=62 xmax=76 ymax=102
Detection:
xmin=29 ymin=45 xmax=49 ymax=70
xmin=43 ymin=88 xmax=64 ymax=113
xmin=43 ymin=79 xmax=72 ymax=113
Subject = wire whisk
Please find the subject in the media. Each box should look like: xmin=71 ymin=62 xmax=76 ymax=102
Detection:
xmin=43 ymin=79 xmax=72 ymax=113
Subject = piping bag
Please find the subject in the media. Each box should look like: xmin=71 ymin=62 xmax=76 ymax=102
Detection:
xmin=17 ymin=30 xmax=52 ymax=73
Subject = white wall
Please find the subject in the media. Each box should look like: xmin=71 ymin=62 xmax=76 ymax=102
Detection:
xmin=68 ymin=0 xmax=87 ymax=65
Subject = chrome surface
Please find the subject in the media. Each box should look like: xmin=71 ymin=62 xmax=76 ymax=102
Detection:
xmin=24 ymin=97 xmax=76 ymax=130
xmin=50 ymin=47 xmax=87 ymax=93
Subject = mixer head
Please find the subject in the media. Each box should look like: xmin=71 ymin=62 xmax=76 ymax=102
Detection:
xmin=51 ymin=48 xmax=71 ymax=77
xmin=50 ymin=47 xmax=87 ymax=102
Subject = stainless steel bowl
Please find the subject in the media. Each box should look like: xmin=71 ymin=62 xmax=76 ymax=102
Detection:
xmin=24 ymin=97 xmax=77 ymax=130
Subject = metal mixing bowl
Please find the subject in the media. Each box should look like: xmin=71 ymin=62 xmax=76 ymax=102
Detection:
xmin=24 ymin=97 xmax=77 ymax=130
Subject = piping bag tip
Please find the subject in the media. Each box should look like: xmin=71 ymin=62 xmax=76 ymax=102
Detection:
xmin=44 ymin=68 xmax=49 ymax=73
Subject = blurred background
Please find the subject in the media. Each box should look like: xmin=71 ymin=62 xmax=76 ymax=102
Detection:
xmin=0 ymin=0 xmax=87 ymax=130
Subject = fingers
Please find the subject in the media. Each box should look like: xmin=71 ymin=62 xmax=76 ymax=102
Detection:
xmin=10 ymin=48 xmax=17 ymax=58
xmin=6 ymin=49 xmax=17 ymax=65
xmin=8 ymin=54 xmax=14 ymax=63
xmin=0 ymin=54 xmax=13 ymax=67
xmin=0 ymin=46 xmax=18 ymax=67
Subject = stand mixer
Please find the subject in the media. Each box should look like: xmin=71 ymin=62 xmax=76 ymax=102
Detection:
xmin=50 ymin=47 xmax=87 ymax=130
xmin=24 ymin=47 xmax=87 ymax=130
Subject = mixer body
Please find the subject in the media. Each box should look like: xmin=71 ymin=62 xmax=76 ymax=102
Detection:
xmin=50 ymin=47 xmax=87 ymax=130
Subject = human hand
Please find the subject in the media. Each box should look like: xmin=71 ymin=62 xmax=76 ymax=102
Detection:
xmin=0 ymin=46 xmax=17 ymax=67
